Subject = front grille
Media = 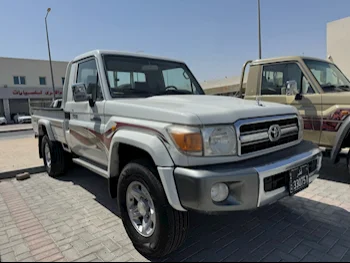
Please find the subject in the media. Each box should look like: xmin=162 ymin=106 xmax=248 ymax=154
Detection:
xmin=264 ymin=159 xmax=319 ymax=192
xmin=238 ymin=116 xmax=299 ymax=155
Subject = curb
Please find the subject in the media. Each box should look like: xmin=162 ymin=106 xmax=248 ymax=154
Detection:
xmin=0 ymin=128 xmax=33 ymax=134
xmin=0 ymin=166 xmax=45 ymax=180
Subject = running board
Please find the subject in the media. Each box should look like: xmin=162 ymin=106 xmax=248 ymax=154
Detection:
xmin=73 ymin=158 xmax=109 ymax=179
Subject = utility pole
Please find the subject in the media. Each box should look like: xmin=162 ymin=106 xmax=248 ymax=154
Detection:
xmin=45 ymin=8 xmax=56 ymax=101
xmin=258 ymin=0 xmax=262 ymax=59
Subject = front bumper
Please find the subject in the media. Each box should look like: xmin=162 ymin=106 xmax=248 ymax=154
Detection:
xmin=173 ymin=140 xmax=322 ymax=213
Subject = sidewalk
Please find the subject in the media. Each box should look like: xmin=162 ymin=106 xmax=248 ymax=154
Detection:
xmin=0 ymin=124 xmax=33 ymax=133
xmin=0 ymin=137 xmax=44 ymax=177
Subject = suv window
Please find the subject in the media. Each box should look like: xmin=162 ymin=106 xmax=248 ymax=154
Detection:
xmin=76 ymin=59 xmax=103 ymax=100
xmin=261 ymin=63 xmax=314 ymax=95
xmin=304 ymin=59 xmax=350 ymax=93
xmin=163 ymin=68 xmax=193 ymax=92
xmin=107 ymin=71 xmax=146 ymax=89
xmin=103 ymin=55 xmax=204 ymax=98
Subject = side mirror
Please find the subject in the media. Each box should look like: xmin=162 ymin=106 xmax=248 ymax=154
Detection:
xmin=286 ymin=80 xmax=302 ymax=100
xmin=72 ymin=83 xmax=95 ymax=106
xmin=73 ymin=83 xmax=90 ymax=102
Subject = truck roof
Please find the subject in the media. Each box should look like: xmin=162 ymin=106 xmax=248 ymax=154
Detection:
xmin=72 ymin=50 xmax=186 ymax=64
xmin=251 ymin=55 xmax=332 ymax=66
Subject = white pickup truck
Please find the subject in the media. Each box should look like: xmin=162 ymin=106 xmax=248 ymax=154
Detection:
xmin=32 ymin=50 xmax=322 ymax=258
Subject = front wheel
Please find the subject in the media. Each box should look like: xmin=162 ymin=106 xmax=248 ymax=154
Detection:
xmin=118 ymin=159 xmax=189 ymax=259
xmin=347 ymin=150 xmax=350 ymax=175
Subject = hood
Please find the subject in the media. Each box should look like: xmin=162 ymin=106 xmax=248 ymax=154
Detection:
xmin=105 ymin=95 xmax=298 ymax=125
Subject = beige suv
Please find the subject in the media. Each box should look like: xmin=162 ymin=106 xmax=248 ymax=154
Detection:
xmin=239 ymin=56 xmax=350 ymax=172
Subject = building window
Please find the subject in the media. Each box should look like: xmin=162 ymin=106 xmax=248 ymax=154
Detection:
xmin=62 ymin=77 xmax=65 ymax=85
xmin=13 ymin=76 xmax=26 ymax=85
xmin=39 ymin=77 xmax=46 ymax=85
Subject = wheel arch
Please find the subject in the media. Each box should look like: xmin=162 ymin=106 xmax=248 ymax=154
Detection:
xmin=108 ymin=129 xmax=174 ymax=195
xmin=38 ymin=120 xmax=55 ymax=158
xmin=107 ymin=129 xmax=185 ymax=211
xmin=331 ymin=116 xmax=350 ymax=163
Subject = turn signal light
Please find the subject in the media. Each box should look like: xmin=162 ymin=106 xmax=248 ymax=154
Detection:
xmin=168 ymin=126 xmax=203 ymax=154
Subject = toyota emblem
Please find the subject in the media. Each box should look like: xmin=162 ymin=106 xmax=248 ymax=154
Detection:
xmin=268 ymin=124 xmax=281 ymax=142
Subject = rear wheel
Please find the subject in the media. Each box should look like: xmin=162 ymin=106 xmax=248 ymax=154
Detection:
xmin=118 ymin=159 xmax=189 ymax=259
xmin=41 ymin=135 xmax=69 ymax=177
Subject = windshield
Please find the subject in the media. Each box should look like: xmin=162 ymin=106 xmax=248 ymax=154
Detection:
xmin=304 ymin=59 xmax=350 ymax=93
xmin=103 ymin=55 xmax=205 ymax=98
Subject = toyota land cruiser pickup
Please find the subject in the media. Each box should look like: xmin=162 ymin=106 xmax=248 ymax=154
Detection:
xmin=238 ymin=56 xmax=350 ymax=173
xmin=31 ymin=50 xmax=322 ymax=258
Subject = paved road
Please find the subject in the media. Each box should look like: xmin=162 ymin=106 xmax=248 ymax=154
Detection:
xmin=0 ymin=130 xmax=34 ymax=141
xmin=1 ymin=158 xmax=350 ymax=262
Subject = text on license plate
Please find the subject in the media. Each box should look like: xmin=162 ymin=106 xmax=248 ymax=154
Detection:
xmin=289 ymin=164 xmax=309 ymax=195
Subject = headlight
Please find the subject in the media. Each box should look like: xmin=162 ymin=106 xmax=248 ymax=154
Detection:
xmin=202 ymin=126 xmax=237 ymax=156
xmin=167 ymin=125 xmax=237 ymax=156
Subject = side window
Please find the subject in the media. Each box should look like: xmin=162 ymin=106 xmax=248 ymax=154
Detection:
xmin=76 ymin=59 xmax=103 ymax=100
xmin=261 ymin=63 xmax=314 ymax=95
xmin=261 ymin=64 xmax=287 ymax=95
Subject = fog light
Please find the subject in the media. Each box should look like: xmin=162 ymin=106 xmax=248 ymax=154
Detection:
xmin=211 ymin=183 xmax=229 ymax=202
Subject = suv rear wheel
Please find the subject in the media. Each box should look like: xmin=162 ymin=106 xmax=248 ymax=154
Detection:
xmin=118 ymin=159 xmax=189 ymax=259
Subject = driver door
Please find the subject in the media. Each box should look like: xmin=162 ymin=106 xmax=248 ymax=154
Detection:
xmin=68 ymin=58 xmax=108 ymax=167
xmin=260 ymin=62 xmax=322 ymax=144
xmin=286 ymin=75 xmax=322 ymax=144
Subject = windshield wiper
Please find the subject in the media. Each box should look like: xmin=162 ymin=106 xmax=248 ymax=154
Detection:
xmin=112 ymin=90 xmax=155 ymax=97
xmin=158 ymin=90 xmax=193 ymax=95
xmin=321 ymin=84 xmax=343 ymax=92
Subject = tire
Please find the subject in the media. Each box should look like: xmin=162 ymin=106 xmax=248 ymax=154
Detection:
xmin=118 ymin=159 xmax=189 ymax=259
xmin=41 ymin=135 xmax=68 ymax=177
xmin=347 ymin=150 xmax=350 ymax=175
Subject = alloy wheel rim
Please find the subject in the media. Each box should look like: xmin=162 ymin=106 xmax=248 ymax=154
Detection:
xmin=44 ymin=143 xmax=51 ymax=169
xmin=126 ymin=181 xmax=156 ymax=237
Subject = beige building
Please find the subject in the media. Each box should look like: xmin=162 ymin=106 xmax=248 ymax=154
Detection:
xmin=327 ymin=16 xmax=350 ymax=78
xmin=200 ymin=75 xmax=246 ymax=96
xmin=0 ymin=57 xmax=68 ymax=121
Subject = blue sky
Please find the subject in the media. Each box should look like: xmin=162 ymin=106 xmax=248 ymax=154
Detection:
xmin=1 ymin=0 xmax=350 ymax=81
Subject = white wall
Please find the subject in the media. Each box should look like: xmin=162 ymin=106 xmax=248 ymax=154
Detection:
xmin=327 ymin=17 xmax=350 ymax=78
xmin=0 ymin=57 xmax=68 ymax=89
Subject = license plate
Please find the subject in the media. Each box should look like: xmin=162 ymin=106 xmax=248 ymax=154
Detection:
xmin=289 ymin=164 xmax=309 ymax=195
